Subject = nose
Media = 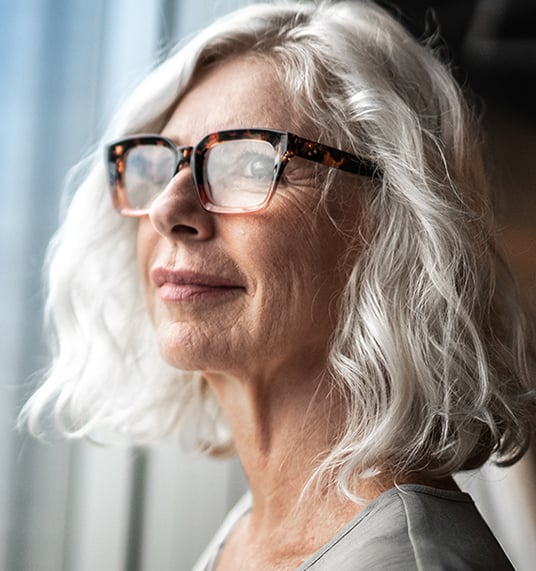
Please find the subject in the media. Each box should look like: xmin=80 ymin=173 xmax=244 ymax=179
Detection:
xmin=147 ymin=163 xmax=215 ymax=241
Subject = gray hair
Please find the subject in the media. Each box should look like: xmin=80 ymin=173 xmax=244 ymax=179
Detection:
xmin=22 ymin=1 xmax=536 ymax=495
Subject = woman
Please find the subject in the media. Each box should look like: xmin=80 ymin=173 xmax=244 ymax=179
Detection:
xmin=23 ymin=1 xmax=535 ymax=569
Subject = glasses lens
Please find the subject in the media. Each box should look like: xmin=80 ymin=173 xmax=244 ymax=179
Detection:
xmin=123 ymin=144 xmax=176 ymax=210
xmin=204 ymin=140 xmax=277 ymax=209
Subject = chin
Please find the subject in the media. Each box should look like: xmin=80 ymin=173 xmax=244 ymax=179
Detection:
xmin=154 ymin=326 xmax=225 ymax=373
xmin=157 ymin=341 xmax=209 ymax=372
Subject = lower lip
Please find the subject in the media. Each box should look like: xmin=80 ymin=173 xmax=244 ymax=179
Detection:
xmin=158 ymin=283 xmax=243 ymax=302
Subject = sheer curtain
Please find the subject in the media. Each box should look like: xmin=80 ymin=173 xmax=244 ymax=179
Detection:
xmin=1 ymin=2 xmax=534 ymax=571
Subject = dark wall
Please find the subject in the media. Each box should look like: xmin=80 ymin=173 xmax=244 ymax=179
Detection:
xmin=387 ymin=0 xmax=536 ymax=303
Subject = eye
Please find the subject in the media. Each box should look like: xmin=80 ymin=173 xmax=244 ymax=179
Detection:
xmin=204 ymin=140 xmax=278 ymax=207
xmin=239 ymin=151 xmax=275 ymax=180
xmin=205 ymin=140 xmax=277 ymax=185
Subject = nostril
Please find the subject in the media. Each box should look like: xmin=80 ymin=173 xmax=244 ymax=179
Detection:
xmin=172 ymin=224 xmax=199 ymax=235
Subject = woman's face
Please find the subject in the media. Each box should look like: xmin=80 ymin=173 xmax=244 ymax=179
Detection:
xmin=137 ymin=56 xmax=364 ymax=380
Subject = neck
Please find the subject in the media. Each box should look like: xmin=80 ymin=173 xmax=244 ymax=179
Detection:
xmin=204 ymin=363 xmax=355 ymax=527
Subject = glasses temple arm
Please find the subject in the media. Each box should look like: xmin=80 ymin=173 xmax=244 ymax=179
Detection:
xmin=287 ymin=133 xmax=381 ymax=179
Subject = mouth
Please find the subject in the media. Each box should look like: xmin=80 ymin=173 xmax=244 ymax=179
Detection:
xmin=151 ymin=267 xmax=245 ymax=302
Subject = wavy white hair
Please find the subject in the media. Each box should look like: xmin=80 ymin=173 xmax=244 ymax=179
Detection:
xmin=22 ymin=1 xmax=536 ymax=492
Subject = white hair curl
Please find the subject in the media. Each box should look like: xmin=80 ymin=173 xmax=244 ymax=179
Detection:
xmin=21 ymin=1 xmax=536 ymax=493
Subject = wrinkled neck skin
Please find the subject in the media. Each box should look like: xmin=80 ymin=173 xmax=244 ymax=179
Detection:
xmin=204 ymin=359 xmax=458 ymax=571
xmin=205 ymin=353 xmax=347 ymax=514
xmin=204 ymin=361 xmax=358 ymax=569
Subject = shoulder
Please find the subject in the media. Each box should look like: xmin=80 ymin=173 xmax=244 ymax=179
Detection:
xmin=300 ymin=485 xmax=514 ymax=571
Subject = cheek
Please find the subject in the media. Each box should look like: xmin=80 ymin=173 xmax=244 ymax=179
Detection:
xmin=234 ymin=207 xmax=347 ymax=333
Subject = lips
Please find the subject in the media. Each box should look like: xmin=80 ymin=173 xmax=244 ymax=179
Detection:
xmin=151 ymin=267 xmax=245 ymax=302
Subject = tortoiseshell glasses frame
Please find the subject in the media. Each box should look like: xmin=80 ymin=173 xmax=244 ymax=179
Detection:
xmin=106 ymin=128 xmax=379 ymax=216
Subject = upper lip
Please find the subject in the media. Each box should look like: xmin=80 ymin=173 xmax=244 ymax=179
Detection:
xmin=151 ymin=267 xmax=244 ymax=288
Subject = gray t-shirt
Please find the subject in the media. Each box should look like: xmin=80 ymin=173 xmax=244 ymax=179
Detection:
xmin=192 ymin=484 xmax=514 ymax=570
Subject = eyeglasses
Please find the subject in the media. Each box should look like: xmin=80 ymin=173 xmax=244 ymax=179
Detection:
xmin=105 ymin=128 xmax=378 ymax=216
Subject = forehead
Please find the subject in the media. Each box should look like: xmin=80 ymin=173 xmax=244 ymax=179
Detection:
xmin=162 ymin=56 xmax=296 ymax=143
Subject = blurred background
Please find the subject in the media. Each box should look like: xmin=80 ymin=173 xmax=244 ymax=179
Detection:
xmin=0 ymin=1 xmax=534 ymax=570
